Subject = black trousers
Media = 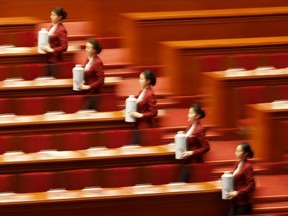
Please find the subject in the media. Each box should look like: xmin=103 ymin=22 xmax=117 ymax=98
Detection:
xmin=130 ymin=130 xmax=140 ymax=145
xmin=229 ymin=204 xmax=252 ymax=216
xmin=83 ymin=95 xmax=97 ymax=110
xmin=179 ymin=164 xmax=190 ymax=183
xmin=46 ymin=63 xmax=57 ymax=77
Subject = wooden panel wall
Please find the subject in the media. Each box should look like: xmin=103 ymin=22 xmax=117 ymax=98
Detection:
xmin=1 ymin=0 xmax=288 ymax=37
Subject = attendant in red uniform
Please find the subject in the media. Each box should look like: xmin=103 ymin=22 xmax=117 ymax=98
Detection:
xmin=40 ymin=7 xmax=68 ymax=76
xmin=227 ymin=142 xmax=255 ymax=215
xmin=180 ymin=104 xmax=210 ymax=182
xmin=79 ymin=39 xmax=104 ymax=109
xmin=129 ymin=70 xmax=158 ymax=129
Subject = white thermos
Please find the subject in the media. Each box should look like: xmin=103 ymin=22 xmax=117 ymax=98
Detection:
xmin=72 ymin=64 xmax=84 ymax=91
xmin=175 ymin=131 xmax=187 ymax=159
xmin=221 ymin=171 xmax=234 ymax=199
xmin=37 ymin=28 xmax=49 ymax=53
xmin=125 ymin=95 xmax=137 ymax=122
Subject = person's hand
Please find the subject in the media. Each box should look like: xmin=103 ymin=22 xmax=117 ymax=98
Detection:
xmin=226 ymin=191 xmax=238 ymax=200
xmin=181 ymin=151 xmax=193 ymax=159
xmin=129 ymin=112 xmax=143 ymax=118
xmin=78 ymin=84 xmax=91 ymax=90
xmin=40 ymin=45 xmax=53 ymax=53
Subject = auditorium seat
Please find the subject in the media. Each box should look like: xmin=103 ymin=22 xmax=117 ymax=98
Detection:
xmin=55 ymin=95 xmax=85 ymax=114
xmin=0 ymin=135 xmax=18 ymax=154
xmin=56 ymin=132 xmax=90 ymax=151
xmin=234 ymin=86 xmax=268 ymax=120
xmin=0 ymin=32 xmax=10 ymax=46
xmin=104 ymin=130 xmax=132 ymax=148
xmin=11 ymin=31 xmax=35 ymax=47
xmin=270 ymin=85 xmax=288 ymax=101
xmin=264 ymin=53 xmax=288 ymax=69
xmin=20 ymin=134 xmax=55 ymax=153
xmin=16 ymin=171 xmax=58 ymax=193
xmin=142 ymin=164 xmax=182 ymax=185
xmin=0 ymin=65 xmax=10 ymax=81
xmin=0 ymin=174 xmax=16 ymax=192
xmin=194 ymin=55 xmax=228 ymax=72
xmin=54 ymin=61 xmax=74 ymax=79
xmin=281 ymin=121 xmax=288 ymax=161
xmin=229 ymin=54 xmax=261 ymax=70
xmin=13 ymin=97 xmax=49 ymax=115
xmin=16 ymin=64 xmax=40 ymax=80
xmin=60 ymin=169 xmax=100 ymax=190
xmin=188 ymin=163 xmax=212 ymax=183
xmin=139 ymin=128 xmax=163 ymax=146
xmin=0 ymin=98 xmax=12 ymax=115
xmin=100 ymin=167 xmax=139 ymax=188
xmin=94 ymin=93 xmax=118 ymax=112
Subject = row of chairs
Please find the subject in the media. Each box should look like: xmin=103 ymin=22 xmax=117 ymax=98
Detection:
xmin=0 ymin=62 xmax=75 ymax=80
xmin=234 ymin=85 xmax=288 ymax=119
xmin=0 ymin=129 xmax=163 ymax=154
xmin=0 ymin=93 xmax=118 ymax=115
xmin=0 ymin=31 xmax=35 ymax=47
xmin=1 ymin=52 xmax=288 ymax=81
xmin=0 ymin=163 xmax=211 ymax=193
xmin=194 ymin=52 xmax=288 ymax=73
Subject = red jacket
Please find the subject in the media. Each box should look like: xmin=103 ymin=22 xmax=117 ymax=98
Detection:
xmin=47 ymin=23 xmax=68 ymax=63
xmin=183 ymin=122 xmax=210 ymax=163
xmin=232 ymin=161 xmax=255 ymax=205
xmin=135 ymin=87 xmax=158 ymax=129
xmin=83 ymin=56 xmax=104 ymax=94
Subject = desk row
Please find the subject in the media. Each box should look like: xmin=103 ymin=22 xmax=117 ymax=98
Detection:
xmin=0 ymin=93 xmax=119 ymax=115
xmin=0 ymin=163 xmax=212 ymax=193
xmin=0 ymin=129 xmax=164 ymax=154
xmin=0 ymin=180 xmax=227 ymax=216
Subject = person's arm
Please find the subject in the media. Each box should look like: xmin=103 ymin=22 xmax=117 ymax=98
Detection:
xmin=88 ymin=59 xmax=104 ymax=90
xmin=53 ymin=27 xmax=68 ymax=54
xmin=140 ymin=93 xmax=158 ymax=119
xmin=236 ymin=166 xmax=255 ymax=197
xmin=227 ymin=165 xmax=255 ymax=199
xmin=193 ymin=128 xmax=210 ymax=156
xmin=182 ymin=128 xmax=210 ymax=158
xmin=130 ymin=91 xmax=158 ymax=119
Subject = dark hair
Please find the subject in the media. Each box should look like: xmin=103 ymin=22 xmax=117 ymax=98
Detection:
xmin=142 ymin=70 xmax=156 ymax=86
xmin=87 ymin=39 xmax=102 ymax=54
xmin=52 ymin=7 xmax=67 ymax=20
xmin=241 ymin=142 xmax=254 ymax=158
xmin=191 ymin=104 xmax=205 ymax=119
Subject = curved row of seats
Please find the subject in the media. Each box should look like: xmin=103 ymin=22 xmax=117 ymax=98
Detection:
xmin=0 ymin=163 xmax=211 ymax=193
xmin=194 ymin=52 xmax=288 ymax=73
xmin=0 ymin=129 xmax=163 ymax=153
xmin=1 ymin=52 xmax=288 ymax=81
xmin=0 ymin=93 xmax=118 ymax=115
xmin=0 ymin=62 xmax=75 ymax=80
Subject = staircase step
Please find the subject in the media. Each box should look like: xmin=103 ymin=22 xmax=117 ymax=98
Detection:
xmin=253 ymin=201 xmax=288 ymax=214
xmin=105 ymin=68 xmax=139 ymax=78
xmin=118 ymin=98 xmax=179 ymax=110
xmin=211 ymin=164 xmax=269 ymax=179
xmin=162 ymin=130 xmax=223 ymax=144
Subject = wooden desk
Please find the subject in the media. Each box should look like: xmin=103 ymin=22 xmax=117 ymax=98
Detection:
xmin=121 ymin=7 xmax=288 ymax=65
xmin=0 ymin=110 xmax=165 ymax=135
xmin=202 ymin=69 xmax=288 ymax=128
xmin=2 ymin=0 xmax=288 ymax=37
xmin=159 ymin=36 xmax=288 ymax=95
xmin=0 ymin=17 xmax=41 ymax=33
xmin=0 ymin=145 xmax=175 ymax=174
xmin=248 ymin=103 xmax=288 ymax=162
xmin=0 ymin=182 xmax=229 ymax=216
xmin=0 ymin=111 xmax=132 ymax=135
xmin=0 ymin=77 xmax=121 ymax=97
xmin=0 ymin=47 xmax=77 ymax=67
